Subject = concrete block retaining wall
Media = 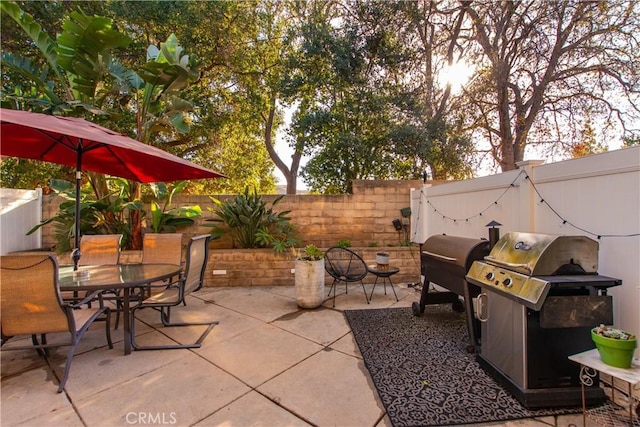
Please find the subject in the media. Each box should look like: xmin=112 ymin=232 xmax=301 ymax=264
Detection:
xmin=41 ymin=179 xmax=424 ymax=288
xmin=109 ymin=246 xmax=422 ymax=288
xmin=206 ymin=246 xmax=421 ymax=288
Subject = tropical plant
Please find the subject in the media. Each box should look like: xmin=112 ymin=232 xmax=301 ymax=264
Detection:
xmin=205 ymin=187 xmax=299 ymax=252
xmin=146 ymin=181 xmax=202 ymax=233
xmin=27 ymin=178 xmax=143 ymax=253
xmin=2 ymin=3 xmax=203 ymax=249
xmin=1 ymin=2 xmax=131 ymax=114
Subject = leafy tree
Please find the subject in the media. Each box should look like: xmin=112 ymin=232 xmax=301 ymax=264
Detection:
xmin=1 ymin=1 xmax=131 ymax=114
xmin=288 ymin=1 xmax=473 ymax=193
xmin=570 ymin=121 xmax=608 ymax=159
xmin=105 ymin=0 xmax=277 ymax=194
xmin=391 ymin=0 xmax=475 ymax=180
xmin=0 ymin=158 xmax=74 ymax=191
xmin=7 ymin=0 xmax=636 ymax=196
xmin=2 ymin=3 xmax=208 ymax=248
xmin=623 ymin=135 xmax=639 ymax=147
xmin=462 ymin=0 xmax=640 ymax=171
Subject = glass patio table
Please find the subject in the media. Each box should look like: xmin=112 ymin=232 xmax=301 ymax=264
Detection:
xmin=58 ymin=263 xmax=182 ymax=355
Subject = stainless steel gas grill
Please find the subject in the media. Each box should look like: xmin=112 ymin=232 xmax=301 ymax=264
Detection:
xmin=466 ymin=232 xmax=622 ymax=408
xmin=412 ymin=234 xmax=490 ymax=351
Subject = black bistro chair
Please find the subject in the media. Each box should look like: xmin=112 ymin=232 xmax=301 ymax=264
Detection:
xmin=130 ymin=234 xmax=218 ymax=350
xmin=324 ymin=246 xmax=370 ymax=307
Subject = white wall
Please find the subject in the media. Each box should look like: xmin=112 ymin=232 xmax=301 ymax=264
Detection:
xmin=0 ymin=188 xmax=42 ymax=255
xmin=411 ymin=147 xmax=640 ymax=340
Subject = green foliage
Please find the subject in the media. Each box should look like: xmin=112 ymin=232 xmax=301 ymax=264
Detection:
xmin=147 ymin=182 xmax=202 ymax=233
xmin=27 ymin=178 xmax=202 ymax=252
xmin=0 ymin=158 xmax=74 ymax=189
xmin=296 ymin=244 xmax=324 ymax=261
xmin=289 ymin=3 xmax=473 ymax=193
xmin=27 ymin=178 xmax=143 ymax=253
xmin=205 ymin=187 xmax=299 ymax=251
xmin=0 ymin=0 xmax=68 ymax=102
xmin=135 ymin=33 xmax=200 ymax=143
xmin=335 ymin=239 xmax=350 ymax=248
xmin=105 ymin=0 xmax=278 ymax=194
xmin=56 ymin=10 xmax=131 ymax=100
xmin=623 ymin=134 xmax=640 ymax=147
xmin=8 ymin=1 xmax=634 ymax=196
xmin=1 ymin=3 xmax=132 ymax=113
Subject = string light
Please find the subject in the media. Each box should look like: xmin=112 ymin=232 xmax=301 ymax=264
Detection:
xmin=425 ymin=170 xmax=525 ymax=223
xmin=525 ymin=171 xmax=639 ymax=239
xmin=418 ymin=170 xmax=639 ymax=240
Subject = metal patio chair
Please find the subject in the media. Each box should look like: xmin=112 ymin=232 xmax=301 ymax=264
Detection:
xmin=142 ymin=233 xmax=183 ymax=265
xmin=142 ymin=233 xmax=183 ymax=298
xmin=324 ymin=246 xmax=370 ymax=307
xmin=77 ymin=234 xmax=125 ymax=326
xmin=78 ymin=234 xmax=122 ymax=266
xmin=130 ymin=234 xmax=218 ymax=350
xmin=0 ymin=254 xmax=113 ymax=393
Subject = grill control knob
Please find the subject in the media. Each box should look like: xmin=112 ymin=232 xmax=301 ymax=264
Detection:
xmin=503 ymin=278 xmax=513 ymax=288
xmin=485 ymin=272 xmax=495 ymax=281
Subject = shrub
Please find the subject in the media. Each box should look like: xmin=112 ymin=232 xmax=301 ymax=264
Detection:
xmin=147 ymin=182 xmax=201 ymax=233
xmin=204 ymin=187 xmax=299 ymax=252
xmin=335 ymin=239 xmax=351 ymax=248
xmin=295 ymin=244 xmax=324 ymax=261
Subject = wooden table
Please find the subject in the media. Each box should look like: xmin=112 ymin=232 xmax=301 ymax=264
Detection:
xmin=569 ymin=348 xmax=640 ymax=426
xmin=58 ymin=264 xmax=182 ymax=355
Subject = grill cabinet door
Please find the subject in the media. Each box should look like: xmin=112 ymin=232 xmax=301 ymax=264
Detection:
xmin=481 ymin=291 xmax=527 ymax=387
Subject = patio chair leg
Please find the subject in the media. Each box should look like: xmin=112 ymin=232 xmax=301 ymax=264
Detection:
xmin=57 ymin=341 xmax=80 ymax=393
xmin=31 ymin=335 xmax=48 ymax=358
xmin=130 ymin=306 xmax=218 ymax=351
xmin=55 ymin=308 xmax=112 ymax=393
xmin=360 ymin=280 xmax=370 ymax=304
xmin=327 ymin=278 xmax=338 ymax=307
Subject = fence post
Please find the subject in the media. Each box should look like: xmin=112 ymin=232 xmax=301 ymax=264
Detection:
xmin=515 ymin=160 xmax=545 ymax=232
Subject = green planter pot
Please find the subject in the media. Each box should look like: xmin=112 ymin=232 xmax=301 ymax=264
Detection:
xmin=591 ymin=328 xmax=637 ymax=368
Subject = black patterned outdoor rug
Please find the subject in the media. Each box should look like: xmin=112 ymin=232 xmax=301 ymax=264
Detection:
xmin=344 ymin=306 xmax=584 ymax=427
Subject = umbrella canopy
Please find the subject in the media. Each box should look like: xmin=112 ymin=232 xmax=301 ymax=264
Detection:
xmin=0 ymin=108 xmax=225 ymax=182
xmin=0 ymin=108 xmax=225 ymax=268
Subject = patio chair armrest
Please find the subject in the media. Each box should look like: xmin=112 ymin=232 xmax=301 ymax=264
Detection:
xmin=68 ymin=290 xmax=103 ymax=308
xmin=145 ymin=276 xmax=182 ymax=291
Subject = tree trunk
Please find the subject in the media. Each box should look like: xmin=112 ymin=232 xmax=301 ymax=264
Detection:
xmin=262 ymin=96 xmax=302 ymax=194
xmin=129 ymin=181 xmax=142 ymax=250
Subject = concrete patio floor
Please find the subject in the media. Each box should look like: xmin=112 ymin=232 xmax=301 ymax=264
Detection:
xmin=1 ymin=283 xmax=593 ymax=426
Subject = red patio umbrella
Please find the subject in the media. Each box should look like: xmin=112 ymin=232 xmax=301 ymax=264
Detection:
xmin=0 ymin=108 xmax=225 ymax=268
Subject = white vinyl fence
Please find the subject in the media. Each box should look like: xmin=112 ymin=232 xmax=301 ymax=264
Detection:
xmin=411 ymin=146 xmax=640 ymax=340
xmin=0 ymin=188 xmax=43 ymax=255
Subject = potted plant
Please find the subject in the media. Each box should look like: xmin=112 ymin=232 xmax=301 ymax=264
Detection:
xmin=294 ymin=244 xmax=325 ymax=308
xmin=591 ymin=324 xmax=637 ymax=368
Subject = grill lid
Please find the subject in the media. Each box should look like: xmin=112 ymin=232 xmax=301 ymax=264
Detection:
xmin=465 ymin=232 xmax=619 ymax=311
xmin=484 ymin=232 xmax=598 ymax=275
xmin=422 ymin=234 xmax=490 ymax=270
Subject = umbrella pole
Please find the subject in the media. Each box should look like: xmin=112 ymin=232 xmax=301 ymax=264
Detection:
xmin=72 ymin=142 xmax=82 ymax=270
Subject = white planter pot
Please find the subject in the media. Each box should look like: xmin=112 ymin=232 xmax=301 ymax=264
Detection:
xmin=294 ymin=259 xmax=325 ymax=308
xmin=376 ymin=252 xmax=390 ymax=265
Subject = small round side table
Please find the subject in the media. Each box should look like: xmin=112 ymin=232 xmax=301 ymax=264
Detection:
xmin=367 ymin=265 xmax=400 ymax=302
